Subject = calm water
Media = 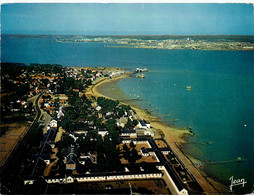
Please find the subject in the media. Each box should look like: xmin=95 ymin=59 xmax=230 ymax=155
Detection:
xmin=1 ymin=35 xmax=254 ymax=192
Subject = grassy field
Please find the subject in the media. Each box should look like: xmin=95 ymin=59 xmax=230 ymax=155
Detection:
xmin=0 ymin=123 xmax=30 ymax=167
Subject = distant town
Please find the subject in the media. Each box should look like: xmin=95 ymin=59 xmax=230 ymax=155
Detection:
xmin=54 ymin=35 xmax=254 ymax=51
xmin=0 ymin=62 xmax=214 ymax=194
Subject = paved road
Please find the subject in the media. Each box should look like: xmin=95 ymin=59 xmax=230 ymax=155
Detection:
xmin=34 ymin=93 xmax=43 ymax=121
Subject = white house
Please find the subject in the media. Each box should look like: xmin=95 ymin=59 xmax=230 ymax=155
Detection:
xmin=98 ymin=129 xmax=109 ymax=138
xmin=50 ymin=119 xmax=57 ymax=128
xmin=135 ymin=128 xmax=154 ymax=136
xmin=95 ymin=106 xmax=102 ymax=111
xmin=137 ymin=120 xmax=151 ymax=129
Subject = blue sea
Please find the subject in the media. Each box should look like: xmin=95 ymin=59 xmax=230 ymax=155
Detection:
xmin=1 ymin=34 xmax=254 ymax=192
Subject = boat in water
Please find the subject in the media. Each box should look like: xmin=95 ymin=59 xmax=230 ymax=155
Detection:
xmin=136 ymin=74 xmax=145 ymax=78
xmin=136 ymin=68 xmax=148 ymax=73
xmin=187 ymin=86 xmax=191 ymax=90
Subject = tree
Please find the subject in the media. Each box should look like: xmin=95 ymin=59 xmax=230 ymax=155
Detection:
xmin=76 ymin=162 xmax=86 ymax=174
xmin=123 ymin=146 xmax=141 ymax=164
xmin=123 ymin=143 xmax=128 ymax=151
xmin=103 ymin=135 xmax=122 ymax=172
xmin=125 ymin=118 xmax=136 ymax=129
xmin=105 ymin=119 xmax=117 ymax=133
xmin=133 ymin=119 xmax=138 ymax=126
xmin=141 ymin=162 xmax=159 ymax=173
xmin=96 ymin=135 xmax=104 ymax=153
xmin=111 ymin=130 xmax=120 ymax=146
xmin=130 ymin=141 xmax=136 ymax=148
xmin=79 ymin=138 xmax=90 ymax=153
xmin=123 ymin=148 xmax=130 ymax=160
xmin=117 ymin=108 xmax=125 ymax=117
xmin=97 ymin=152 xmax=107 ymax=172
xmin=86 ymin=69 xmax=92 ymax=74
xmin=97 ymin=97 xmax=119 ymax=112
xmin=121 ymin=104 xmax=131 ymax=111
xmin=62 ymin=134 xmax=74 ymax=147
xmin=60 ymin=147 xmax=68 ymax=157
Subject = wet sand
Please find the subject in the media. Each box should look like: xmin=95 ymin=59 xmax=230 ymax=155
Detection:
xmin=85 ymin=73 xmax=228 ymax=194
xmin=86 ymin=73 xmax=190 ymax=142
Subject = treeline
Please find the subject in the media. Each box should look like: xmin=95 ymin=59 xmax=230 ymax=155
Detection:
xmin=97 ymin=97 xmax=119 ymax=112
xmin=29 ymin=63 xmax=62 ymax=74
xmin=1 ymin=63 xmax=29 ymax=93
xmin=1 ymin=62 xmax=63 ymax=79
xmin=97 ymin=97 xmax=132 ymax=118
xmin=58 ymin=77 xmax=84 ymax=95
xmin=1 ymin=62 xmax=27 ymax=79
xmin=58 ymin=94 xmax=94 ymax=131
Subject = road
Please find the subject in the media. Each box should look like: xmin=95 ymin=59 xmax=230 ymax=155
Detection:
xmin=0 ymin=93 xmax=43 ymax=174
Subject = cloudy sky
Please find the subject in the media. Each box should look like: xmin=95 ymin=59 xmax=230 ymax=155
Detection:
xmin=1 ymin=3 xmax=253 ymax=35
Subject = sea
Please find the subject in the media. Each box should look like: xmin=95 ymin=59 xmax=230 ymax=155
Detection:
xmin=1 ymin=34 xmax=254 ymax=192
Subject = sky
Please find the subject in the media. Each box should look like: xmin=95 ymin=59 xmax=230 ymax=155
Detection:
xmin=1 ymin=3 xmax=254 ymax=35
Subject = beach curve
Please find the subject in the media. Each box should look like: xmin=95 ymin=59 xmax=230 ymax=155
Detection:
xmin=85 ymin=70 xmax=228 ymax=194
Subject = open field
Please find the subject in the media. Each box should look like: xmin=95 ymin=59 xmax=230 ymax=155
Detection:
xmin=0 ymin=123 xmax=29 ymax=167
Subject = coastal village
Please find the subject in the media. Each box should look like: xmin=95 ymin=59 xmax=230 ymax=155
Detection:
xmin=54 ymin=36 xmax=254 ymax=51
xmin=1 ymin=63 xmax=224 ymax=194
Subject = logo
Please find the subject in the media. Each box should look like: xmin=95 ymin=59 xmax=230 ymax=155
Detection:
xmin=229 ymin=176 xmax=247 ymax=192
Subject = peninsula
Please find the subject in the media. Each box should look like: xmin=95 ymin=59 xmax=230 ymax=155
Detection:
xmin=53 ymin=35 xmax=254 ymax=51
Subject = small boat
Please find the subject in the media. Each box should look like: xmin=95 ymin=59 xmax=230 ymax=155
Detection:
xmin=136 ymin=68 xmax=148 ymax=73
xmin=136 ymin=74 xmax=145 ymax=78
xmin=187 ymin=86 xmax=191 ymax=90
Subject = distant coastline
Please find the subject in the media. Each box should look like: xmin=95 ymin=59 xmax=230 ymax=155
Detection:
xmin=5 ymin=34 xmax=254 ymax=51
xmin=56 ymin=35 xmax=254 ymax=51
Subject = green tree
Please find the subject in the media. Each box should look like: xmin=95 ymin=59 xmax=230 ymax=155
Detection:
xmin=117 ymin=108 xmax=125 ymax=117
xmin=123 ymin=147 xmax=141 ymax=164
xmin=62 ymin=134 xmax=74 ymax=147
xmin=97 ymin=152 xmax=107 ymax=172
xmin=130 ymin=141 xmax=136 ymax=148
xmin=123 ymin=143 xmax=128 ymax=151
xmin=105 ymin=119 xmax=117 ymax=133
xmin=60 ymin=147 xmax=68 ymax=157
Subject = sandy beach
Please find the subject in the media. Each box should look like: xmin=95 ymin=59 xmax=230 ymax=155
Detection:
xmin=86 ymin=71 xmax=192 ymax=146
xmin=85 ymin=71 xmax=228 ymax=194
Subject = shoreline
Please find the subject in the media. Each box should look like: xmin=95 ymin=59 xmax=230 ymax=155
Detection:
xmin=85 ymin=71 xmax=228 ymax=194
xmin=85 ymin=72 xmax=189 ymax=142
